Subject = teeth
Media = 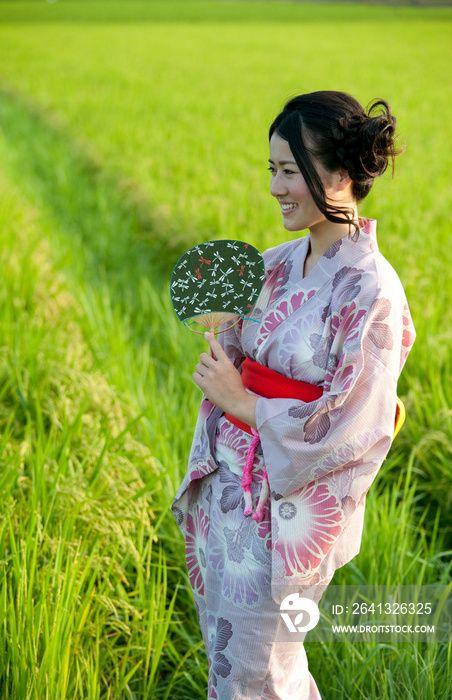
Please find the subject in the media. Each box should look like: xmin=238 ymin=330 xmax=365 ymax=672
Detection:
xmin=281 ymin=203 xmax=297 ymax=211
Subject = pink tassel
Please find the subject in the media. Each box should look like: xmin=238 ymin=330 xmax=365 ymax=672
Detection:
xmin=242 ymin=430 xmax=260 ymax=516
xmin=252 ymin=467 xmax=269 ymax=523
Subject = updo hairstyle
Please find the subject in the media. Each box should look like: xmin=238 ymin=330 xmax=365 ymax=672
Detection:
xmin=269 ymin=91 xmax=404 ymax=236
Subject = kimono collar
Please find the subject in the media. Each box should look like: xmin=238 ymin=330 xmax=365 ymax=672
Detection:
xmin=282 ymin=217 xmax=379 ymax=304
xmin=246 ymin=217 xmax=380 ymax=359
xmin=306 ymin=217 xmax=378 ymax=265
xmin=355 ymin=217 xmax=378 ymax=253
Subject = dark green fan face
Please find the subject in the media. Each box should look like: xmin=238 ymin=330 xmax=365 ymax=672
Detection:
xmin=170 ymin=240 xmax=265 ymax=322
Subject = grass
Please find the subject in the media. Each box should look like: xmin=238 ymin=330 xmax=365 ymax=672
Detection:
xmin=0 ymin=174 xmax=195 ymax=698
xmin=1 ymin=1 xmax=452 ymax=24
xmin=0 ymin=1 xmax=451 ymax=697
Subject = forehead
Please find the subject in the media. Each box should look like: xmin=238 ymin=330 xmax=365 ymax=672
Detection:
xmin=269 ymin=133 xmax=296 ymax=163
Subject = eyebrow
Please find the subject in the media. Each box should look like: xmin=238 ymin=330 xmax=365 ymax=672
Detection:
xmin=268 ymin=158 xmax=298 ymax=166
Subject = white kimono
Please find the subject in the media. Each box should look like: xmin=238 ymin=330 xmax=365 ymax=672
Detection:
xmin=171 ymin=218 xmax=416 ymax=699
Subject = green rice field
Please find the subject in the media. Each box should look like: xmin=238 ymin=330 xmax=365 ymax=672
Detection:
xmin=0 ymin=1 xmax=451 ymax=698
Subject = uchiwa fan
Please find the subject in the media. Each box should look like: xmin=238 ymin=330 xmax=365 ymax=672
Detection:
xmin=170 ymin=240 xmax=265 ymax=336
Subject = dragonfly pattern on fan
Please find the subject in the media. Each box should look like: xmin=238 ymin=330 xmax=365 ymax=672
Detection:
xmin=170 ymin=240 xmax=265 ymax=334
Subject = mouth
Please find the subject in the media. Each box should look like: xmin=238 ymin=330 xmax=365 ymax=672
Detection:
xmin=280 ymin=203 xmax=298 ymax=214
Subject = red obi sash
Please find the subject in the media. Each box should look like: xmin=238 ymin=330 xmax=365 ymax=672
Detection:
xmin=224 ymin=357 xmax=323 ymax=434
xmin=224 ymin=357 xmax=405 ymax=439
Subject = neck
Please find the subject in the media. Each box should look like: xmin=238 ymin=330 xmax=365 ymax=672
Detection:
xmin=307 ymin=224 xmax=349 ymax=259
xmin=308 ymin=208 xmax=358 ymax=259
xmin=303 ymin=209 xmax=358 ymax=277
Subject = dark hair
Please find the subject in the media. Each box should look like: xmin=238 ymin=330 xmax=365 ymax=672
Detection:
xmin=269 ymin=91 xmax=404 ymax=236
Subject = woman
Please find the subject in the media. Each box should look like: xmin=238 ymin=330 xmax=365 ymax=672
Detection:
xmin=171 ymin=91 xmax=416 ymax=699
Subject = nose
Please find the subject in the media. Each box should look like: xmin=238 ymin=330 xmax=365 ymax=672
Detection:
xmin=270 ymin=171 xmax=288 ymax=198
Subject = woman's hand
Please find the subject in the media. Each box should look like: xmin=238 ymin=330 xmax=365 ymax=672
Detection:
xmin=192 ymin=333 xmax=258 ymax=429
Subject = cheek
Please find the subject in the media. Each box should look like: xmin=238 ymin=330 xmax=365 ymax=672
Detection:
xmin=292 ymin=173 xmax=311 ymax=195
xmin=294 ymin=182 xmax=315 ymax=206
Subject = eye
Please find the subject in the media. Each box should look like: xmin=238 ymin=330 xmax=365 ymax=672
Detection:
xmin=267 ymin=166 xmax=276 ymax=173
xmin=283 ymin=169 xmax=295 ymax=175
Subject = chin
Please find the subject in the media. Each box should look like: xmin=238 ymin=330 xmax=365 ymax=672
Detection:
xmin=283 ymin=219 xmax=306 ymax=233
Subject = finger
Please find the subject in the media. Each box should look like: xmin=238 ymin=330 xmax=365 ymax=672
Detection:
xmin=199 ymin=352 xmax=216 ymax=367
xmin=192 ymin=372 xmax=205 ymax=388
xmin=192 ymin=373 xmax=201 ymax=390
xmin=195 ymin=363 xmax=207 ymax=376
xmin=204 ymin=332 xmax=226 ymax=359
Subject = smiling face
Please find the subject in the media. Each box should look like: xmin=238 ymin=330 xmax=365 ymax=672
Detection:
xmin=269 ymin=132 xmax=350 ymax=236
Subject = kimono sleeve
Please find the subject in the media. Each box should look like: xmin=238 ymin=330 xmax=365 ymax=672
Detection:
xmin=255 ymin=277 xmax=416 ymax=498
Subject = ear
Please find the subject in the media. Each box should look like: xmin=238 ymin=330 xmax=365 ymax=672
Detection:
xmin=336 ymin=169 xmax=352 ymax=191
